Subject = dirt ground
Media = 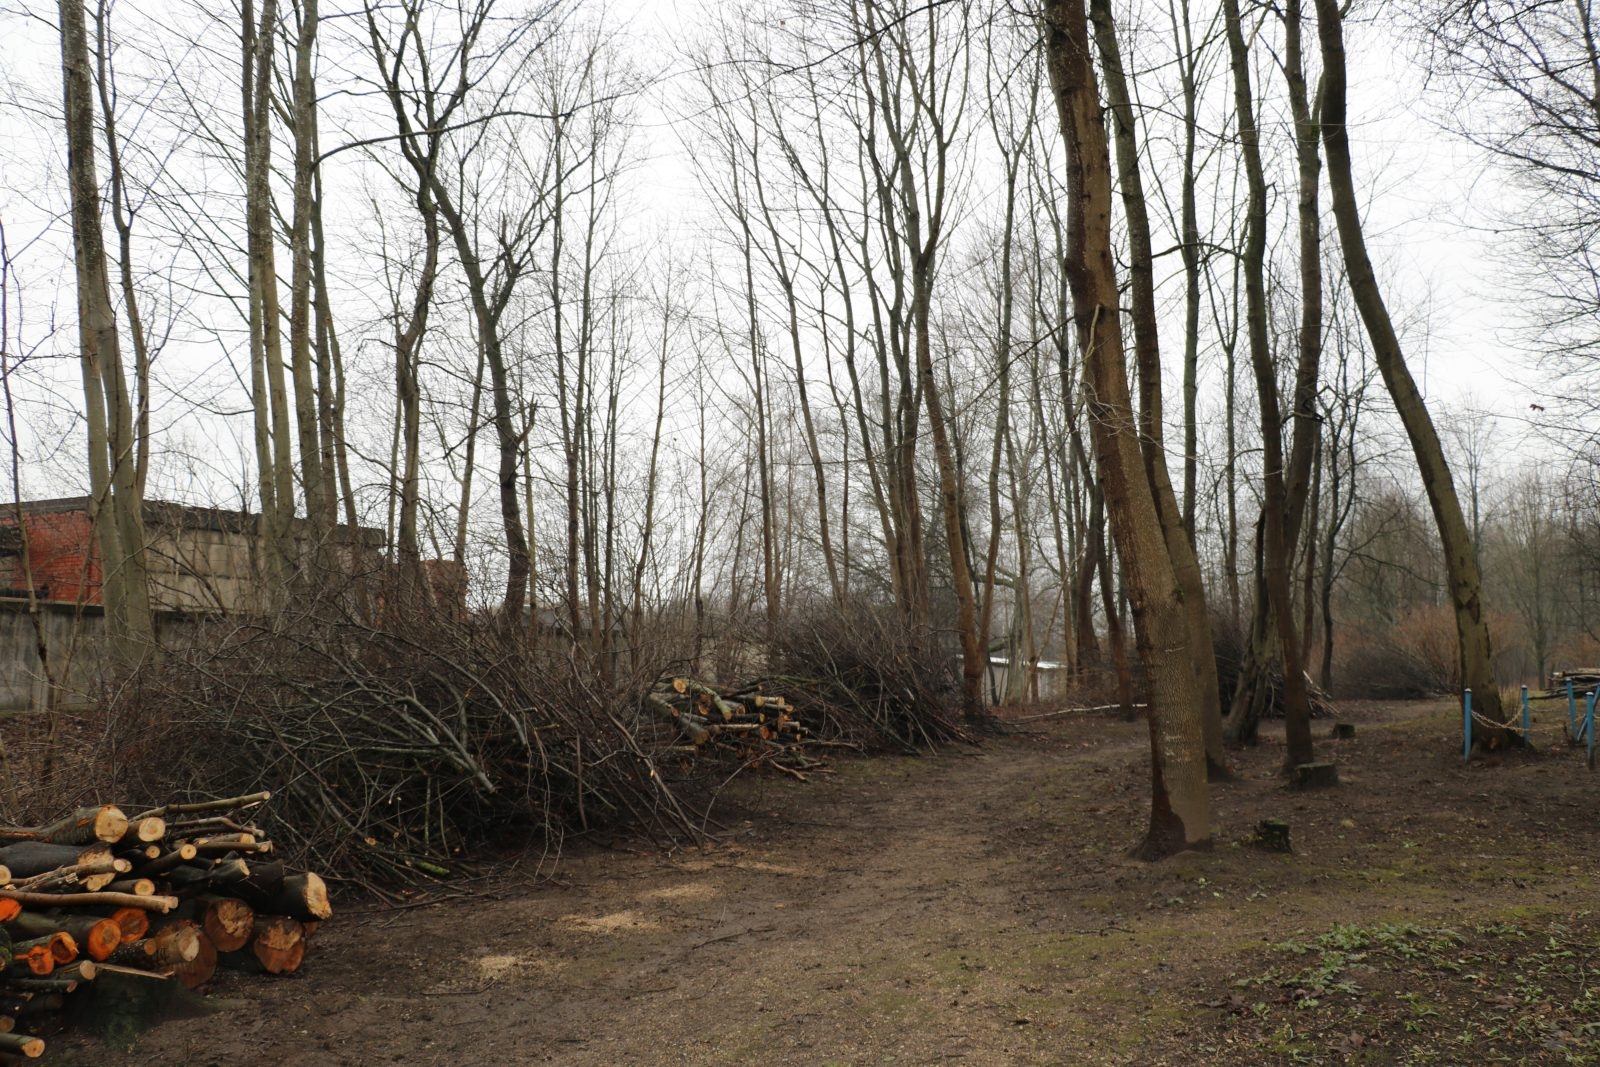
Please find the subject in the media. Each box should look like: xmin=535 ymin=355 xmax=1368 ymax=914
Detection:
xmin=43 ymin=697 xmax=1600 ymax=1065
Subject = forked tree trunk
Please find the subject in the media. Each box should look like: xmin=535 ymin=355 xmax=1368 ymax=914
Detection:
xmin=1313 ymin=0 xmax=1511 ymax=744
xmin=1089 ymin=0 xmax=1229 ymax=777
xmin=1043 ymin=0 xmax=1211 ymax=858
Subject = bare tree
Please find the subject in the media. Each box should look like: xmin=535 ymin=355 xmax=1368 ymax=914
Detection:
xmin=1043 ymin=0 xmax=1211 ymax=857
xmin=1315 ymin=0 xmax=1512 ymax=745
xmin=58 ymin=0 xmax=153 ymax=661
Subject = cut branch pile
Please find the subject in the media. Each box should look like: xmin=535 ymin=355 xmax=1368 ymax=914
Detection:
xmin=112 ymin=616 xmax=702 ymax=892
xmin=0 ymin=793 xmax=331 ymax=1057
xmin=771 ymin=606 xmax=975 ymax=751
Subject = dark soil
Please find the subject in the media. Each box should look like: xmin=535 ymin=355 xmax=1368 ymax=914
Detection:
xmin=40 ymin=698 xmax=1600 ymax=1065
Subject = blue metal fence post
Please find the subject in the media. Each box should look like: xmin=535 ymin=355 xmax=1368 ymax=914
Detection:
xmin=1569 ymin=679 xmax=1578 ymax=741
xmin=1522 ymin=685 xmax=1531 ymax=743
xmin=1588 ymin=692 xmax=1596 ymax=771
xmin=1464 ymin=688 xmax=1473 ymax=763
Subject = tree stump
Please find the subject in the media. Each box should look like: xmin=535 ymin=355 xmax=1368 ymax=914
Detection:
xmin=1331 ymin=723 xmax=1356 ymax=739
xmin=1252 ymin=819 xmax=1293 ymax=853
xmin=1289 ymin=762 xmax=1339 ymax=790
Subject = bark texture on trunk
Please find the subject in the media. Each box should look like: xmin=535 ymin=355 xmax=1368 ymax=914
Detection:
xmin=1043 ymin=0 xmax=1211 ymax=858
xmin=1089 ymin=0 xmax=1228 ymax=776
xmin=1223 ymin=0 xmax=1315 ymax=770
xmin=1313 ymin=0 xmax=1510 ymax=743
xmin=59 ymin=0 xmax=152 ymax=661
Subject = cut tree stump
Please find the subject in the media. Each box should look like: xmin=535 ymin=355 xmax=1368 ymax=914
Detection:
xmin=1252 ymin=819 xmax=1293 ymax=853
xmin=1289 ymin=762 xmax=1340 ymax=790
xmin=1331 ymin=723 xmax=1356 ymax=739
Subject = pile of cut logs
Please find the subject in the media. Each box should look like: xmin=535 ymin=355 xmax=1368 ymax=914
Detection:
xmin=646 ymin=678 xmax=825 ymax=779
xmin=0 ymin=792 xmax=330 ymax=1059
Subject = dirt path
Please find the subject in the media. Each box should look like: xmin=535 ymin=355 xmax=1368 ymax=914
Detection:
xmin=47 ymin=699 xmax=1600 ymax=1065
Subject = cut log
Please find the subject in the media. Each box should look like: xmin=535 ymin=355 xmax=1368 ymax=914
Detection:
xmin=645 ymin=694 xmax=709 ymax=745
xmin=4 ymin=990 xmax=63 ymax=1013
xmin=4 ymin=915 xmax=121 ymax=963
xmin=0 ymin=902 xmax=18 ymax=925
xmin=101 ymin=879 xmax=155 ymax=898
xmin=45 ymin=932 xmax=76 ymax=965
xmin=267 ymin=873 xmax=331 ymax=922
xmin=110 ymin=922 xmax=199 ymax=969
xmin=198 ymin=896 xmax=255 ymax=953
xmin=168 ymin=858 xmax=250 ymax=895
xmin=0 ymin=1032 xmax=44 ymax=1058
xmin=250 ymin=916 xmax=305 ymax=975
xmin=0 ymin=806 xmax=129 ymax=847
xmin=193 ymin=837 xmax=271 ymax=856
xmin=173 ymin=929 xmax=217 ymax=990
xmin=1289 ymin=762 xmax=1340 ymax=791
xmin=6 ymin=945 xmax=53 ymax=977
xmin=104 ymin=908 xmax=149 ymax=945
xmin=86 ymin=961 xmax=171 ymax=981
xmin=7 ymin=934 xmax=74 ymax=971
xmin=54 ymin=959 xmax=96 ymax=982
xmin=0 ymin=890 xmax=177 ymax=912
xmin=115 ymin=817 xmax=167 ymax=847
xmin=0 ymin=843 xmax=124 ymax=880
xmin=137 ymin=843 xmax=198 ymax=878
xmin=165 ymin=818 xmax=261 ymax=840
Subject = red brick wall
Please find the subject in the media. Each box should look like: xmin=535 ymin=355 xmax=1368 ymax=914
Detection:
xmin=0 ymin=509 xmax=101 ymax=604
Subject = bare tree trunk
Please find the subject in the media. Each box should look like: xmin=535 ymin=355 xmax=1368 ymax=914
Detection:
xmin=59 ymin=0 xmax=151 ymax=662
xmin=244 ymin=0 xmax=296 ymax=594
xmin=630 ymin=282 xmax=673 ymax=669
xmin=1090 ymin=0 xmax=1228 ymax=776
xmin=1172 ymin=0 xmax=1204 ymax=543
xmin=453 ymin=339 xmax=485 ymax=568
xmin=286 ymin=0 xmax=329 ymax=551
xmin=1043 ymin=0 xmax=1211 ymax=857
xmin=1313 ymin=0 xmax=1510 ymax=743
xmin=92 ymin=1 xmax=152 ymax=504
xmin=311 ymin=152 xmax=358 ymax=536
xmin=1223 ymin=0 xmax=1315 ymax=769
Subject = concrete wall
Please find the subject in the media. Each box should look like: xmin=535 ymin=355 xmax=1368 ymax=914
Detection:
xmin=0 ymin=600 xmax=204 ymax=712
xmin=0 ymin=598 xmax=105 ymax=712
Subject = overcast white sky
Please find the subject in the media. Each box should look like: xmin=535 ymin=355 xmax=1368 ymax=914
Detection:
xmin=0 ymin=0 xmax=1564 ymax=511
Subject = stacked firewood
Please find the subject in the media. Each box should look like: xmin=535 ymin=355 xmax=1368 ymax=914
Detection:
xmin=0 ymin=792 xmax=330 ymax=1058
xmin=646 ymin=678 xmax=826 ymax=779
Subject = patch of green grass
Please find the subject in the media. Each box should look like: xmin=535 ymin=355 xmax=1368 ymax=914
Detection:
xmin=1218 ymin=912 xmax=1600 ymax=1065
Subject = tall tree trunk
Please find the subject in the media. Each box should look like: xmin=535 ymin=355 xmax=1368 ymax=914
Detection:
xmin=286 ymin=0 xmax=329 ymax=550
xmin=60 ymin=0 xmax=151 ymax=662
xmin=1172 ymin=0 xmax=1203 ymax=544
xmin=1224 ymin=0 xmax=1315 ymax=769
xmin=244 ymin=0 xmax=296 ymax=593
xmin=1090 ymin=0 xmax=1228 ymax=776
xmin=1043 ymin=0 xmax=1211 ymax=858
xmin=92 ymin=1 xmax=152 ymax=504
xmin=1313 ymin=0 xmax=1510 ymax=744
